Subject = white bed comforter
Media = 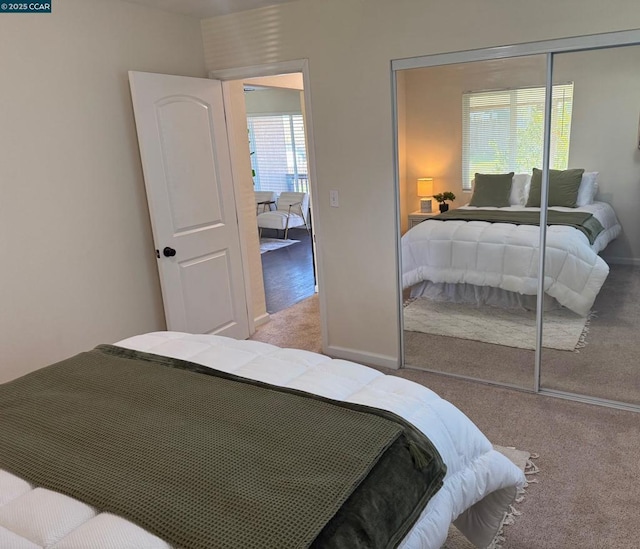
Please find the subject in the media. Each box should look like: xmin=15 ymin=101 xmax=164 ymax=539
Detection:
xmin=0 ymin=332 xmax=525 ymax=549
xmin=402 ymin=202 xmax=621 ymax=316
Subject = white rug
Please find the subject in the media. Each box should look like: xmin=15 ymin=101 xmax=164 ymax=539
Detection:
xmin=403 ymin=298 xmax=589 ymax=351
xmin=259 ymin=238 xmax=299 ymax=254
xmin=493 ymin=445 xmax=530 ymax=470
xmin=443 ymin=445 xmax=538 ymax=549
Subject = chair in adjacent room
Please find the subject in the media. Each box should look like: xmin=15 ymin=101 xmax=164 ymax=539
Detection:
xmin=254 ymin=190 xmax=277 ymax=215
xmin=257 ymin=191 xmax=310 ymax=239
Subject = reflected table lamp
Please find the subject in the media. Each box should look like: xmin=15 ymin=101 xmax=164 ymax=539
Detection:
xmin=417 ymin=178 xmax=434 ymax=213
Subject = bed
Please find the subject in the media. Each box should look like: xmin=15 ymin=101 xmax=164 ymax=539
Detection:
xmin=402 ymin=170 xmax=621 ymax=316
xmin=0 ymin=331 xmax=525 ymax=549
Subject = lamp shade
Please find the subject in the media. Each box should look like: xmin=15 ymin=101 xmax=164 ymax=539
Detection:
xmin=417 ymin=177 xmax=434 ymax=197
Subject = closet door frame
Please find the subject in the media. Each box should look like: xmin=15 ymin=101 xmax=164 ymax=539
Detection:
xmin=392 ymin=29 xmax=640 ymax=412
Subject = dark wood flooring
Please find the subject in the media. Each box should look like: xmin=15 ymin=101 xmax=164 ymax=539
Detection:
xmin=261 ymin=228 xmax=315 ymax=314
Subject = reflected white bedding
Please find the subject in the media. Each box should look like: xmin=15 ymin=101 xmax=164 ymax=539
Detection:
xmin=402 ymin=201 xmax=621 ymax=316
xmin=0 ymin=332 xmax=525 ymax=549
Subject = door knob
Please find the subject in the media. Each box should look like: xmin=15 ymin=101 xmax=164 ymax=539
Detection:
xmin=163 ymin=247 xmax=177 ymax=257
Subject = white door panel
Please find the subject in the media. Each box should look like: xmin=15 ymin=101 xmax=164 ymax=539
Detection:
xmin=180 ymin=250 xmax=235 ymax=334
xmin=157 ymin=98 xmax=223 ymax=230
xmin=129 ymin=71 xmax=249 ymax=339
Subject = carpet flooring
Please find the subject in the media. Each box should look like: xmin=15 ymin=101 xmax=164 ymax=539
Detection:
xmin=403 ymin=298 xmax=588 ymax=351
xmin=405 ymin=264 xmax=640 ymax=405
xmin=392 ymin=368 xmax=640 ymax=549
xmin=250 ymin=294 xmax=321 ymax=353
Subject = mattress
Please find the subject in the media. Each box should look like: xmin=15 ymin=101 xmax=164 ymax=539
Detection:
xmin=0 ymin=332 xmax=526 ymax=548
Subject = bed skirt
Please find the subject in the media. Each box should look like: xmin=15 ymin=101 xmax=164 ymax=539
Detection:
xmin=409 ymin=281 xmax=563 ymax=311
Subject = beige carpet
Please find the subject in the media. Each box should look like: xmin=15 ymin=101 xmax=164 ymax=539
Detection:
xmin=404 ymin=298 xmax=589 ymax=351
xmin=250 ymin=294 xmax=322 ymax=353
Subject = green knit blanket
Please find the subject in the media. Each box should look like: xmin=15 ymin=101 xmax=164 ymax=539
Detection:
xmin=0 ymin=345 xmax=446 ymax=548
xmin=432 ymin=209 xmax=604 ymax=244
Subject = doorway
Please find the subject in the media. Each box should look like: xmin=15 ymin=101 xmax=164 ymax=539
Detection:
xmin=244 ymin=81 xmax=316 ymax=314
xmin=213 ymin=63 xmax=323 ymax=352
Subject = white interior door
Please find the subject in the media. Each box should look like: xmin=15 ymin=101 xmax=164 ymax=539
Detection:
xmin=129 ymin=71 xmax=249 ymax=339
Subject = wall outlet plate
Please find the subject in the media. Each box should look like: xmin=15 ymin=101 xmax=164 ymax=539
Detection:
xmin=330 ymin=190 xmax=339 ymax=207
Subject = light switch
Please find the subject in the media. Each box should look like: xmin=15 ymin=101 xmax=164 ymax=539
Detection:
xmin=330 ymin=190 xmax=339 ymax=207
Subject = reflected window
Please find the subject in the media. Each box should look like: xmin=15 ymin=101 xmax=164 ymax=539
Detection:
xmin=462 ymin=84 xmax=573 ymax=189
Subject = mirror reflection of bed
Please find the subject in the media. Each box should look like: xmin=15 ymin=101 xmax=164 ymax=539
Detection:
xmin=397 ymin=44 xmax=640 ymax=406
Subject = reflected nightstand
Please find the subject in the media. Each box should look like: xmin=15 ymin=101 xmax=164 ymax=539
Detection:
xmin=408 ymin=210 xmax=438 ymax=229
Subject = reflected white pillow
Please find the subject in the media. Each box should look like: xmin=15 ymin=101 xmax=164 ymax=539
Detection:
xmin=510 ymin=173 xmax=531 ymax=206
xmin=576 ymin=172 xmax=599 ymax=206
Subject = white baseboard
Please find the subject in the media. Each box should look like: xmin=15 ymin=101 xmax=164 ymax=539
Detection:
xmin=324 ymin=345 xmax=400 ymax=370
xmin=253 ymin=312 xmax=270 ymax=327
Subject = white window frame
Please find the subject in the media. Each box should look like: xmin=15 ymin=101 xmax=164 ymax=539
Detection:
xmin=461 ymin=83 xmax=574 ymax=190
xmin=247 ymin=113 xmax=308 ymax=195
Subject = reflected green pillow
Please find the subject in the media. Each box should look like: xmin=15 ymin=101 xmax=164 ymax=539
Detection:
xmin=469 ymin=173 xmax=514 ymax=208
xmin=526 ymin=168 xmax=585 ymax=208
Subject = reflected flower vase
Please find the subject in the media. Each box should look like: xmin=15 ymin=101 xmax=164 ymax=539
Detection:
xmin=439 ymin=203 xmax=449 ymax=213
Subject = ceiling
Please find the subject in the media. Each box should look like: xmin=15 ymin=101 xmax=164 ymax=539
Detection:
xmin=124 ymin=0 xmax=297 ymax=19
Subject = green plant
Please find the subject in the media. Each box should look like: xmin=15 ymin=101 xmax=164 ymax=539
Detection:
xmin=433 ymin=191 xmax=456 ymax=204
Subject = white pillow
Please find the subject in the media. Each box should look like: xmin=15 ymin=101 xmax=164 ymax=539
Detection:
xmin=576 ymin=172 xmax=599 ymax=206
xmin=510 ymin=173 xmax=531 ymax=206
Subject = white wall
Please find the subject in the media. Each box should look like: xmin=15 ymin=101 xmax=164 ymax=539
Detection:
xmin=556 ymin=46 xmax=640 ymax=263
xmin=244 ymin=73 xmax=304 ymax=90
xmin=396 ymin=71 xmax=408 ymax=235
xmin=244 ymin=87 xmax=302 ymax=115
xmin=0 ymin=0 xmax=206 ymax=382
xmin=201 ymin=0 xmax=640 ymax=368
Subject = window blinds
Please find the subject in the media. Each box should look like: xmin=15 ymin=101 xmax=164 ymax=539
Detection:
xmin=248 ymin=114 xmax=308 ymax=194
xmin=461 ymin=83 xmax=574 ymax=190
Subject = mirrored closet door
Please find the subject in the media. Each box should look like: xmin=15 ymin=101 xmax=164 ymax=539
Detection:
xmin=540 ymin=44 xmax=640 ymax=407
xmin=398 ymin=55 xmax=548 ymax=391
xmin=395 ymin=30 xmax=640 ymax=410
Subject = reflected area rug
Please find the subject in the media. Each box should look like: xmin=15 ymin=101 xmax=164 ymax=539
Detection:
xmin=259 ymin=238 xmax=299 ymax=254
xmin=403 ymin=298 xmax=589 ymax=351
